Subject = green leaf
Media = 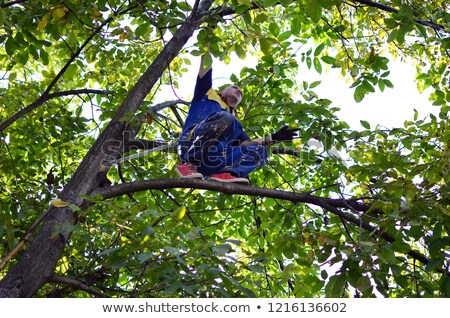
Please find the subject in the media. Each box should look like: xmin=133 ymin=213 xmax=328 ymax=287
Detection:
xmin=354 ymin=85 xmax=366 ymax=103
xmin=260 ymin=37 xmax=271 ymax=55
xmin=356 ymin=275 xmax=372 ymax=292
xmin=309 ymin=80 xmax=321 ymax=88
xmin=137 ymin=252 xmax=152 ymax=263
xmin=384 ymin=18 xmax=398 ymax=29
xmin=220 ymin=272 xmax=256 ymax=297
xmin=398 ymin=5 xmax=414 ymax=22
xmin=441 ymin=276 xmax=450 ymax=297
xmin=213 ymin=244 xmax=230 ymax=255
xmin=177 ymin=1 xmax=191 ymax=11
xmin=360 ymin=120 xmax=370 ymax=129
xmin=135 ymin=24 xmax=149 ymax=38
xmin=306 ymin=56 xmax=312 ymax=69
xmin=254 ymin=13 xmax=268 ymax=23
xmin=40 ymin=49 xmax=49 ymax=65
xmin=234 ymin=44 xmax=246 ymax=60
xmin=28 ymin=45 xmax=39 ymax=60
xmin=16 ymin=50 xmax=28 ymax=65
xmin=321 ymin=56 xmax=335 ymax=64
xmin=5 ymin=36 xmax=18 ymax=56
xmin=313 ymin=57 xmax=322 ymax=73
xmin=325 ymin=274 xmax=346 ymax=297
xmin=0 ymin=8 xmax=5 ymax=27
xmin=65 ymin=63 xmax=78 ymax=79
xmin=291 ymin=16 xmax=302 ymax=34
xmin=247 ymin=265 xmax=264 ymax=273
xmin=263 ymin=0 xmax=278 ymax=7
xmin=378 ymin=80 xmax=386 ymax=92
xmin=416 ymin=24 xmax=427 ymax=38
xmin=350 ymin=65 xmax=359 ymax=77
xmin=425 ymin=257 xmax=442 ymax=273
xmin=362 ymin=80 xmax=375 ymax=93
xmin=202 ymin=52 xmax=212 ymax=69
xmin=383 ymin=79 xmax=394 ymax=88
xmin=314 ymin=43 xmax=325 ymax=56
xmin=269 ymin=22 xmax=280 ymax=36
xmin=387 ymin=29 xmax=398 ymax=43
xmin=279 ymin=31 xmax=292 ymax=42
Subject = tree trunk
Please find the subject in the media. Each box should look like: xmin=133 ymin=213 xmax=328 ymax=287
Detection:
xmin=0 ymin=0 xmax=214 ymax=297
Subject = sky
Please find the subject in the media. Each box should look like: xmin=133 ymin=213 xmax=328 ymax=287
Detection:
xmin=159 ymin=50 xmax=439 ymax=132
xmin=305 ymin=59 xmax=438 ymax=130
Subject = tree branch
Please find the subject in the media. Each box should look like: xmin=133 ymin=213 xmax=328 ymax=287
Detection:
xmin=0 ymin=0 xmax=216 ymax=297
xmin=91 ymin=178 xmax=439 ymax=272
xmin=0 ymin=89 xmax=114 ymax=133
xmin=47 ymin=89 xmax=114 ymax=99
xmin=146 ymin=99 xmax=190 ymax=114
xmin=349 ymin=0 xmax=448 ymax=34
xmin=1 ymin=0 xmax=27 ymax=8
xmin=47 ymin=275 xmax=107 ymax=298
xmin=0 ymin=5 xmax=133 ymax=133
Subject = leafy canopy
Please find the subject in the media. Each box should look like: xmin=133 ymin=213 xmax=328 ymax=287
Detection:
xmin=0 ymin=0 xmax=449 ymax=297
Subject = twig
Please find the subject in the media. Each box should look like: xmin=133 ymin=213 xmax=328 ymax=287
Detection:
xmin=47 ymin=275 xmax=107 ymax=298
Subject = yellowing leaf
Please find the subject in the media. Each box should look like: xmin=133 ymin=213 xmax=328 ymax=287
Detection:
xmin=90 ymin=6 xmax=102 ymax=18
xmin=50 ymin=199 xmax=70 ymax=207
xmin=316 ymin=233 xmax=336 ymax=246
xmin=52 ymin=7 xmax=67 ymax=19
xmin=37 ymin=13 xmax=51 ymax=32
xmin=119 ymin=31 xmax=127 ymax=42
xmin=173 ymin=206 xmax=187 ymax=220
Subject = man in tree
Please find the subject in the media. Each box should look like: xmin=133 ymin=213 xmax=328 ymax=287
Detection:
xmin=176 ymin=47 xmax=298 ymax=185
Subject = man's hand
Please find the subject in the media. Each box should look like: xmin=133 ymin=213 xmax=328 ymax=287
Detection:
xmin=271 ymin=125 xmax=299 ymax=142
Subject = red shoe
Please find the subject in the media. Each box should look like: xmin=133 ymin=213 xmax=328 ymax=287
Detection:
xmin=208 ymin=172 xmax=250 ymax=185
xmin=175 ymin=163 xmax=203 ymax=179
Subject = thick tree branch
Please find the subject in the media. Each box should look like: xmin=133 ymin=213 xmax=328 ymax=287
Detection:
xmin=0 ymin=0 xmax=215 ymax=298
xmin=90 ymin=178 xmax=367 ymax=212
xmin=91 ymin=178 xmax=437 ymax=271
xmin=47 ymin=275 xmax=107 ymax=298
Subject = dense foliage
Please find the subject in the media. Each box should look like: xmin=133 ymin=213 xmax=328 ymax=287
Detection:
xmin=0 ymin=0 xmax=449 ymax=297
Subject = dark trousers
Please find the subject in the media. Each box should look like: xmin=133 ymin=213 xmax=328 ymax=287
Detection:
xmin=178 ymin=112 xmax=267 ymax=178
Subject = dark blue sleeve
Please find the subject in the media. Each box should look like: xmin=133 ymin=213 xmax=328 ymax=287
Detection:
xmin=238 ymin=130 xmax=251 ymax=142
xmin=192 ymin=69 xmax=212 ymax=102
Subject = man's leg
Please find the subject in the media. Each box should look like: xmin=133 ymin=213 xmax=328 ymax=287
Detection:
xmin=210 ymin=144 xmax=267 ymax=178
xmin=185 ymin=112 xmax=236 ymax=167
xmin=205 ymin=144 xmax=268 ymax=185
xmin=176 ymin=112 xmax=235 ymax=178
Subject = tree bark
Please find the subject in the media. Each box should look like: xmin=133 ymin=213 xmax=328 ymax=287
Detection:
xmin=0 ymin=0 xmax=215 ymax=297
